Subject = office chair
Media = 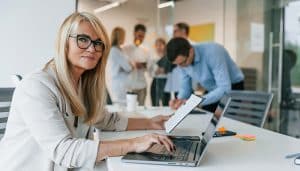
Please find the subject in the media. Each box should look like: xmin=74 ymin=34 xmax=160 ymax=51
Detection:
xmin=0 ymin=88 xmax=15 ymax=139
xmin=220 ymin=90 xmax=273 ymax=128
xmin=241 ymin=68 xmax=257 ymax=90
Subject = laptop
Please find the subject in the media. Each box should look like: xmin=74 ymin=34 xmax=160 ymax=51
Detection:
xmin=122 ymin=95 xmax=231 ymax=167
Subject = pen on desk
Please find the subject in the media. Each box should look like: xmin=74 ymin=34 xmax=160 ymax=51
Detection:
xmin=285 ymin=153 xmax=300 ymax=159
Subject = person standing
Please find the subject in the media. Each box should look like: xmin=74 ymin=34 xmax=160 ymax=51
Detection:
xmin=106 ymin=27 xmax=133 ymax=104
xmin=164 ymin=22 xmax=193 ymax=100
xmin=150 ymin=38 xmax=173 ymax=106
xmin=173 ymin=22 xmax=195 ymax=44
xmin=167 ymin=38 xmax=244 ymax=112
xmin=123 ymin=24 xmax=151 ymax=105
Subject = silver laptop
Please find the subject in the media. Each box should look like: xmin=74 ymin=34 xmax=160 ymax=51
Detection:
xmin=122 ymin=97 xmax=231 ymax=167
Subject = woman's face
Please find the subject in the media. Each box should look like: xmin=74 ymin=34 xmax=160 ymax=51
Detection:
xmin=155 ymin=41 xmax=166 ymax=57
xmin=67 ymin=21 xmax=104 ymax=75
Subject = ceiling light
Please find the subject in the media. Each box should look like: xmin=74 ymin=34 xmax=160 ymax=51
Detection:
xmin=94 ymin=1 xmax=120 ymax=13
xmin=158 ymin=1 xmax=175 ymax=8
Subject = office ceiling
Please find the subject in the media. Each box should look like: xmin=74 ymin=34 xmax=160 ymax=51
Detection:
xmin=79 ymin=0 xmax=183 ymax=11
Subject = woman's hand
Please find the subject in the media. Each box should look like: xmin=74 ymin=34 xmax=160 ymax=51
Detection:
xmin=130 ymin=133 xmax=175 ymax=153
xmin=155 ymin=67 xmax=165 ymax=75
xmin=148 ymin=115 xmax=171 ymax=130
xmin=169 ymin=99 xmax=186 ymax=110
xmin=97 ymin=134 xmax=175 ymax=162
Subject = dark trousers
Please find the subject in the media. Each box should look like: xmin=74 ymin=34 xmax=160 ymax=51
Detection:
xmin=202 ymin=81 xmax=244 ymax=112
xmin=151 ymin=78 xmax=171 ymax=106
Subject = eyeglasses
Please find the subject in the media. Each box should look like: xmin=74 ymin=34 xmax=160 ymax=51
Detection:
xmin=69 ymin=34 xmax=105 ymax=52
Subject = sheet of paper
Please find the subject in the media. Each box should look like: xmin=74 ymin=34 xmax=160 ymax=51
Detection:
xmin=165 ymin=94 xmax=203 ymax=133
xmin=250 ymin=22 xmax=264 ymax=52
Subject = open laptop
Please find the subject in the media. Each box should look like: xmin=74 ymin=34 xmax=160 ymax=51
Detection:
xmin=122 ymin=95 xmax=231 ymax=167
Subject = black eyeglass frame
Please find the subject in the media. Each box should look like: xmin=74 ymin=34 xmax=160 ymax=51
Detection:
xmin=69 ymin=34 xmax=105 ymax=52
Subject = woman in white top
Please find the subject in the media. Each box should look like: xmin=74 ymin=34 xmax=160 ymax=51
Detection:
xmin=106 ymin=27 xmax=132 ymax=104
xmin=0 ymin=12 xmax=174 ymax=171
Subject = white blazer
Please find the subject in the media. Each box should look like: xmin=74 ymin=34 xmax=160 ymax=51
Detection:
xmin=0 ymin=67 xmax=128 ymax=171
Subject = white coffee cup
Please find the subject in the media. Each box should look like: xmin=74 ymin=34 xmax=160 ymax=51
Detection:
xmin=126 ymin=93 xmax=138 ymax=112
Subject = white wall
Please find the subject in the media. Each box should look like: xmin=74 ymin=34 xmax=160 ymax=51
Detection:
xmin=174 ymin=0 xmax=237 ymax=61
xmin=0 ymin=0 xmax=75 ymax=87
xmin=79 ymin=0 xmax=237 ymax=61
xmin=79 ymin=0 xmax=158 ymax=48
xmin=224 ymin=0 xmax=237 ymax=61
xmin=0 ymin=0 xmax=237 ymax=86
xmin=174 ymin=0 xmax=225 ymax=44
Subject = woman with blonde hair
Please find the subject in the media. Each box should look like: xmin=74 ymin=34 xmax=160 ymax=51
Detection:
xmin=151 ymin=38 xmax=173 ymax=106
xmin=106 ymin=27 xmax=133 ymax=104
xmin=0 ymin=12 xmax=174 ymax=171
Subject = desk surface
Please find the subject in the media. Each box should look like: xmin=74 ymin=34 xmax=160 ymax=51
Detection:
xmin=95 ymin=106 xmax=300 ymax=171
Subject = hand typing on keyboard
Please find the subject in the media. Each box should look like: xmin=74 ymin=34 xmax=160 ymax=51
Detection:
xmin=131 ymin=133 xmax=175 ymax=154
xmin=147 ymin=140 xmax=193 ymax=161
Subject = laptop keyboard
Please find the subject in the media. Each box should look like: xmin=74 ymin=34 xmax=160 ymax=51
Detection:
xmin=150 ymin=140 xmax=197 ymax=161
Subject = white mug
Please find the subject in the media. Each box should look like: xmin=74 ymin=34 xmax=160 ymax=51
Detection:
xmin=126 ymin=93 xmax=138 ymax=112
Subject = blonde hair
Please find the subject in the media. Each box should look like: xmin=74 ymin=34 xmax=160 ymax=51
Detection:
xmin=111 ymin=27 xmax=125 ymax=46
xmin=46 ymin=12 xmax=110 ymax=124
xmin=155 ymin=37 xmax=166 ymax=46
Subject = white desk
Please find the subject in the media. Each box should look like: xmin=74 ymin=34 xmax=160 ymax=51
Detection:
xmin=95 ymin=106 xmax=300 ymax=171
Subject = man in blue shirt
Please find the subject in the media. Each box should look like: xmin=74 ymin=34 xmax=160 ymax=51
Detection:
xmin=167 ymin=38 xmax=244 ymax=112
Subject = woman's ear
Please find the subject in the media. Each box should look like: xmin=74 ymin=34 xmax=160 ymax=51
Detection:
xmin=189 ymin=47 xmax=194 ymax=57
xmin=186 ymin=47 xmax=194 ymax=65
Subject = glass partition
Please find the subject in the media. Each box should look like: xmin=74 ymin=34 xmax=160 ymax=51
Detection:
xmin=78 ymin=0 xmax=300 ymax=137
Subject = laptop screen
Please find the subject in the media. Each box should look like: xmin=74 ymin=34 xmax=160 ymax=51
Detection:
xmin=203 ymin=98 xmax=230 ymax=143
xmin=196 ymin=98 xmax=231 ymax=165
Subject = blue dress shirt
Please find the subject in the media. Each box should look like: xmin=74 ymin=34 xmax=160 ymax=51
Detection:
xmin=177 ymin=42 xmax=244 ymax=106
